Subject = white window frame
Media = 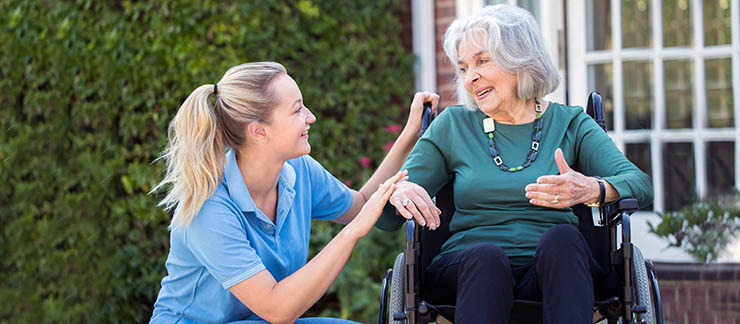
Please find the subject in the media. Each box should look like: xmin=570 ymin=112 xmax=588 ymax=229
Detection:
xmin=411 ymin=0 xmax=437 ymax=93
xmin=458 ymin=0 xmax=567 ymax=103
xmin=567 ymin=0 xmax=740 ymax=213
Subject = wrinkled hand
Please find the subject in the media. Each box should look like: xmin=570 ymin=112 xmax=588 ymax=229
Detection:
xmin=405 ymin=92 xmax=440 ymax=135
xmin=389 ymin=180 xmax=441 ymax=229
xmin=525 ymin=148 xmax=599 ymax=209
xmin=347 ymin=170 xmax=408 ymax=239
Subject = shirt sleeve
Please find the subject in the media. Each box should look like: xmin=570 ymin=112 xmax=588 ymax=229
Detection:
xmin=302 ymin=155 xmax=353 ymax=221
xmin=375 ymin=108 xmax=453 ymax=231
xmin=184 ymin=201 xmax=267 ymax=289
xmin=572 ymin=111 xmax=654 ymax=208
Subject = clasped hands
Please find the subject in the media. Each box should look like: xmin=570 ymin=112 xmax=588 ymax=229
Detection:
xmin=390 ymin=148 xmax=602 ymax=229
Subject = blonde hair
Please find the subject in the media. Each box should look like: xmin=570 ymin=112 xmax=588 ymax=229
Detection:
xmin=443 ymin=5 xmax=559 ymax=110
xmin=153 ymin=62 xmax=286 ymax=229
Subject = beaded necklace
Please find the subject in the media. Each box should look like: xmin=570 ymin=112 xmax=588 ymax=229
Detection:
xmin=484 ymin=99 xmax=543 ymax=172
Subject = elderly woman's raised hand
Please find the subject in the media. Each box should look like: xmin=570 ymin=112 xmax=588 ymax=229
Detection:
xmin=525 ymin=148 xmax=602 ymax=209
xmin=390 ymin=180 xmax=442 ymax=229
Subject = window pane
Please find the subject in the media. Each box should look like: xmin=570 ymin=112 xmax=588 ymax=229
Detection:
xmin=663 ymin=0 xmax=692 ymax=47
xmin=706 ymin=142 xmax=736 ymax=197
xmin=586 ymin=0 xmax=612 ymax=51
xmin=517 ymin=0 xmax=539 ymax=22
xmin=626 ymin=143 xmax=653 ymax=210
xmin=587 ymin=63 xmax=614 ymax=131
xmin=484 ymin=0 xmax=539 ymax=23
xmin=622 ymin=0 xmax=652 ymax=48
xmin=704 ymin=0 xmax=731 ymax=46
xmin=623 ymin=61 xmax=653 ymax=129
xmin=664 ymin=59 xmax=693 ymax=129
xmin=705 ymin=58 xmax=734 ymax=128
xmin=663 ymin=143 xmax=696 ymax=211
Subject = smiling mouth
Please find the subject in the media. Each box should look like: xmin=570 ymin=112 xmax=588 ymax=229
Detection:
xmin=476 ymin=87 xmax=493 ymax=98
xmin=301 ymin=130 xmax=309 ymax=137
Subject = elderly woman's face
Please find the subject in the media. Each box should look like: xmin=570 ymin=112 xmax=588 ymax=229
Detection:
xmin=457 ymin=34 xmax=518 ymax=117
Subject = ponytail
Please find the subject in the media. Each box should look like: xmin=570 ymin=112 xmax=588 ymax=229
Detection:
xmin=152 ymin=62 xmax=286 ymax=229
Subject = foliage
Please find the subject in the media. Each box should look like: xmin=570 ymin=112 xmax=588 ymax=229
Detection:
xmin=647 ymin=191 xmax=740 ymax=263
xmin=0 ymin=0 xmax=413 ymax=323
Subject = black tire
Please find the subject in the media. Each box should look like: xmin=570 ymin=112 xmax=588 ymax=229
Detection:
xmin=389 ymin=252 xmax=405 ymax=324
xmin=646 ymin=261 xmax=663 ymax=324
xmin=633 ymin=246 xmax=655 ymax=324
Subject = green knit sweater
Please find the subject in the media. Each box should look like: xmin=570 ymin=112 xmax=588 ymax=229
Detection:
xmin=376 ymin=102 xmax=653 ymax=267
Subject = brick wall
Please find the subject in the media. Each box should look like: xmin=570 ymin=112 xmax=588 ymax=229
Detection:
xmin=654 ymin=262 xmax=740 ymax=324
xmin=434 ymin=0 xmax=457 ymax=109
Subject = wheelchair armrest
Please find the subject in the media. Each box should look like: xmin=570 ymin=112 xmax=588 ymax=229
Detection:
xmin=605 ymin=198 xmax=638 ymax=226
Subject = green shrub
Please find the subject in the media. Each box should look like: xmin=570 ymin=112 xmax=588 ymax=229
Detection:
xmin=648 ymin=191 xmax=740 ymax=263
xmin=0 ymin=1 xmax=413 ymax=322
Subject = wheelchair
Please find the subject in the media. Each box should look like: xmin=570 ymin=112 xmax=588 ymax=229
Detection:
xmin=378 ymin=92 xmax=663 ymax=324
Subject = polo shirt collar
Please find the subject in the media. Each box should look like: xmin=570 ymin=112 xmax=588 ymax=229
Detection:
xmin=223 ymin=150 xmax=297 ymax=215
xmin=277 ymin=158 xmax=296 ymax=190
xmin=275 ymin=159 xmax=296 ymax=230
xmin=224 ymin=150 xmax=257 ymax=213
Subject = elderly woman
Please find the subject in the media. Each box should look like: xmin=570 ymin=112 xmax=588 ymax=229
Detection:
xmin=376 ymin=5 xmax=652 ymax=324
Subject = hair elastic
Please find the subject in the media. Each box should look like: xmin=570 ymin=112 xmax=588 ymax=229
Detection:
xmin=213 ymin=83 xmax=218 ymax=95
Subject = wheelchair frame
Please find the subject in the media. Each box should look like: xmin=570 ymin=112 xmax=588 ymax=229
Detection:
xmin=379 ymin=92 xmax=664 ymax=324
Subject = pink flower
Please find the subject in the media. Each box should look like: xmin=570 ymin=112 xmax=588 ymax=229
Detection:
xmin=360 ymin=156 xmax=372 ymax=168
xmin=383 ymin=141 xmax=395 ymax=152
xmin=344 ymin=180 xmax=353 ymax=187
xmin=385 ymin=124 xmax=403 ymax=133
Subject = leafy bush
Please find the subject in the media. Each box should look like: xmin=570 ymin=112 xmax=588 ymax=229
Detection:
xmin=0 ymin=1 xmax=412 ymax=322
xmin=648 ymin=191 xmax=740 ymax=263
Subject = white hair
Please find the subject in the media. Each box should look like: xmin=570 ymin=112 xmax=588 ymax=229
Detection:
xmin=443 ymin=4 xmax=560 ymax=110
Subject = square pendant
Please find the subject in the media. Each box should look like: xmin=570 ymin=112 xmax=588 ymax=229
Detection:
xmin=483 ymin=117 xmax=495 ymax=133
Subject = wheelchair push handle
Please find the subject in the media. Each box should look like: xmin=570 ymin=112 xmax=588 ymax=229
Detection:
xmin=420 ymin=102 xmax=434 ymax=137
xmin=587 ymin=91 xmax=606 ymax=131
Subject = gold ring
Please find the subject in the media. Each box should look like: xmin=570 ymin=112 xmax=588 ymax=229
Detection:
xmin=402 ymin=198 xmax=411 ymax=207
xmin=551 ymin=194 xmax=559 ymax=205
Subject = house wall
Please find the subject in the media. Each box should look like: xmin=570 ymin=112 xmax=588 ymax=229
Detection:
xmin=655 ymin=262 xmax=740 ymax=323
xmin=434 ymin=0 xmax=457 ymax=109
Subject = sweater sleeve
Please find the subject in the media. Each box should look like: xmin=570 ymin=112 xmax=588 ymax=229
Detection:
xmin=375 ymin=107 xmax=455 ymax=231
xmin=572 ymin=111 xmax=654 ymax=208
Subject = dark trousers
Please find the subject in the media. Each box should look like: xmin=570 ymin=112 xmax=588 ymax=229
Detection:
xmin=424 ymin=224 xmax=594 ymax=324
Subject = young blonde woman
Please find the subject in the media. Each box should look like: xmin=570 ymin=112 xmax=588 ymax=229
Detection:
xmin=149 ymin=62 xmax=439 ymax=324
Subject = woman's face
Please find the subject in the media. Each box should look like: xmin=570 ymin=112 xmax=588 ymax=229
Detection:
xmin=457 ymin=33 xmax=519 ymax=117
xmin=264 ymin=74 xmax=316 ymax=159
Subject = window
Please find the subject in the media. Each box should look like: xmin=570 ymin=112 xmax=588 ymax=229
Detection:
xmin=568 ymin=0 xmax=739 ymax=212
xmin=485 ymin=0 xmax=540 ymax=21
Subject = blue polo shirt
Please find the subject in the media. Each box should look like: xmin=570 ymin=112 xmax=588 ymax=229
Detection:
xmin=151 ymin=150 xmax=353 ymax=323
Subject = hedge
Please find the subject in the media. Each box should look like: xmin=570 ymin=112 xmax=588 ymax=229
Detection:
xmin=0 ymin=1 xmax=413 ymax=322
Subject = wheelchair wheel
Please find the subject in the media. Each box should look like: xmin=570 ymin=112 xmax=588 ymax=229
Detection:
xmin=632 ymin=246 xmax=655 ymax=324
xmin=389 ymin=252 xmax=405 ymax=324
